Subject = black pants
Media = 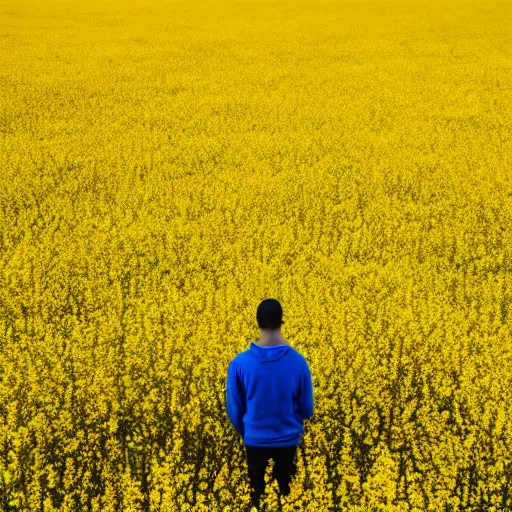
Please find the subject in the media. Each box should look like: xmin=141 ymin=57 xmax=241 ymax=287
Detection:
xmin=245 ymin=444 xmax=298 ymax=509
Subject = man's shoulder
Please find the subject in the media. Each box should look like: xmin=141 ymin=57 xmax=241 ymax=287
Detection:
xmin=289 ymin=347 xmax=310 ymax=366
xmin=229 ymin=349 xmax=251 ymax=367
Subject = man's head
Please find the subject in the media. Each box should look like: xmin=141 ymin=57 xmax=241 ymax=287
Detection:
xmin=257 ymin=298 xmax=284 ymax=332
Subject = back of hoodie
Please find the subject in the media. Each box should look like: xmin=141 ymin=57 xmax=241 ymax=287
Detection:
xmin=226 ymin=342 xmax=314 ymax=447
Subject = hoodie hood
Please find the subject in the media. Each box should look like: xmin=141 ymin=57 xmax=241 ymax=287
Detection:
xmin=249 ymin=342 xmax=291 ymax=362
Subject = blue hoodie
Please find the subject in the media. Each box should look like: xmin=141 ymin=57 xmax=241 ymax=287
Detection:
xmin=225 ymin=342 xmax=314 ymax=447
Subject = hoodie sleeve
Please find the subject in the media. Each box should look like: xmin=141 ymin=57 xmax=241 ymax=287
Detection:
xmin=296 ymin=362 xmax=314 ymax=420
xmin=226 ymin=360 xmax=245 ymax=437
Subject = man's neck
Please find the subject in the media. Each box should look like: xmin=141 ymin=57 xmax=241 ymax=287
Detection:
xmin=256 ymin=335 xmax=287 ymax=347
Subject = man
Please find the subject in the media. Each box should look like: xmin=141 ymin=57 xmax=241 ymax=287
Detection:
xmin=225 ymin=298 xmax=314 ymax=511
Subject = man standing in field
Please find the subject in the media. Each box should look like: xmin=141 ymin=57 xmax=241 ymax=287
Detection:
xmin=226 ymin=298 xmax=314 ymax=511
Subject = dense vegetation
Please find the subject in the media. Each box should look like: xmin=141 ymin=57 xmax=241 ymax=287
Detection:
xmin=1 ymin=0 xmax=511 ymax=510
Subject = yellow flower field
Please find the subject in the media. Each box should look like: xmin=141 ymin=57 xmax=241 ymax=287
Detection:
xmin=1 ymin=0 xmax=511 ymax=510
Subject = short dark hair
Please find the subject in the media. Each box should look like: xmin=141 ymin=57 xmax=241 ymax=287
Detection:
xmin=257 ymin=298 xmax=284 ymax=330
